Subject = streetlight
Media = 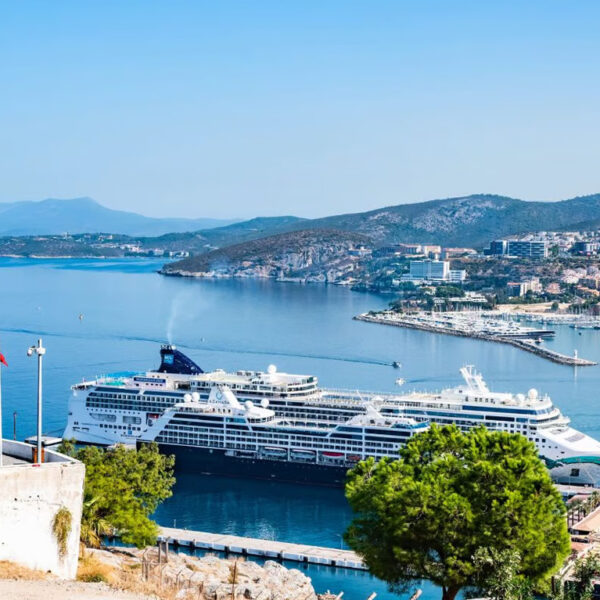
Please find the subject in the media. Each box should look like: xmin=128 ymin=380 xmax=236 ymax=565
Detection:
xmin=27 ymin=339 xmax=45 ymax=465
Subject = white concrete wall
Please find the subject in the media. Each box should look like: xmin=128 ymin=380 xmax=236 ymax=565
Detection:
xmin=0 ymin=441 xmax=85 ymax=579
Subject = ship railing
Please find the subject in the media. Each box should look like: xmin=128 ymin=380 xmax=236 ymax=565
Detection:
xmin=321 ymin=387 xmax=407 ymax=399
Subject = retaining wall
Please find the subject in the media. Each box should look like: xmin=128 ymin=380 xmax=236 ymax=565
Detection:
xmin=0 ymin=440 xmax=85 ymax=579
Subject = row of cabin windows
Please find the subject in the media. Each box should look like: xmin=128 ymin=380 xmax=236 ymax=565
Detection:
xmin=98 ymin=424 xmax=141 ymax=431
xmin=164 ymin=423 xmax=404 ymax=445
xmin=157 ymin=433 xmax=396 ymax=452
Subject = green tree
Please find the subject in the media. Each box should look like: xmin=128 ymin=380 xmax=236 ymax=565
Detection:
xmin=344 ymin=425 xmax=570 ymax=600
xmin=435 ymin=285 xmax=465 ymax=298
xmin=473 ymin=547 xmax=533 ymax=600
xmin=556 ymin=554 xmax=600 ymax=600
xmin=60 ymin=441 xmax=175 ymax=548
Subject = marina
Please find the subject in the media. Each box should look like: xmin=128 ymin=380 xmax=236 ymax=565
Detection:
xmin=355 ymin=311 xmax=597 ymax=366
xmin=157 ymin=527 xmax=366 ymax=570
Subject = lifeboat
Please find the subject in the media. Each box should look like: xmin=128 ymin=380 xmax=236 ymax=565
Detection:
xmin=262 ymin=446 xmax=287 ymax=458
xmin=291 ymin=449 xmax=316 ymax=459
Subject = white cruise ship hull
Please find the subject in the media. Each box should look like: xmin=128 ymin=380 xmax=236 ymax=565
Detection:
xmin=63 ymin=346 xmax=600 ymax=488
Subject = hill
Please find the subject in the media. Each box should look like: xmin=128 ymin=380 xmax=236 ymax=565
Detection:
xmin=161 ymin=229 xmax=369 ymax=283
xmin=146 ymin=215 xmax=307 ymax=253
xmin=275 ymin=194 xmax=600 ymax=247
xmin=0 ymin=197 xmax=238 ymax=236
xmin=155 ymin=194 xmax=600 ymax=252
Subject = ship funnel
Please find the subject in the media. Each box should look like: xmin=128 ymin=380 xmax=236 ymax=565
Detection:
xmin=157 ymin=344 xmax=204 ymax=375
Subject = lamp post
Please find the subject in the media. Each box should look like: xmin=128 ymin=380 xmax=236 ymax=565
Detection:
xmin=27 ymin=339 xmax=45 ymax=465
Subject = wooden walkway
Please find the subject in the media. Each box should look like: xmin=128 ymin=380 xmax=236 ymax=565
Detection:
xmin=158 ymin=526 xmax=366 ymax=570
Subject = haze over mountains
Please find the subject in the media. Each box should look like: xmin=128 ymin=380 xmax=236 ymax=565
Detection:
xmin=0 ymin=197 xmax=238 ymax=236
xmin=3 ymin=194 xmax=600 ymax=250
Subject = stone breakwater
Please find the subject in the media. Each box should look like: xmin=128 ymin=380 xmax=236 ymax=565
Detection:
xmin=355 ymin=313 xmax=597 ymax=367
xmin=92 ymin=546 xmax=321 ymax=600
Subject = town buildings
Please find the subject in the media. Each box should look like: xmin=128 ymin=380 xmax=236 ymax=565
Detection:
xmin=401 ymin=259 xmax=467 ymax=283
xmin=486 ymin=239 xmax=548 ymax=259
xmin=506 ymin=277 xmax=543 ymax=297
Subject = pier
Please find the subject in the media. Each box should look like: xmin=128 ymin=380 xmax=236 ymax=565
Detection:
xmin=355 ymin=313 xmax=597 ymax=367
xmin=157 ymin=526 xmax=366 ymax=570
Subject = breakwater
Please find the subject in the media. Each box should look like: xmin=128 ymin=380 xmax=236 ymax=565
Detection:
xmin=355 ymin=313 xmax=597 ymax=367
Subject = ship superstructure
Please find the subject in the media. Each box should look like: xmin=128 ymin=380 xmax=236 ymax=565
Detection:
xmin=63 ymin=345 xmax=600 ymax=486
xmin=134 ymin=385 xmax=427 ymax=484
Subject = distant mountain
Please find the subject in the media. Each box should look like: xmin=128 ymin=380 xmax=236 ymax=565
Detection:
xmin=0 ymin=197 xmax=239 ymax=236
xmin=274 ymin=194 xmax=600 ymax=247
xmin=134 ymin=215 xmax=308 ymax=255
xmin=158 ymin=194 xmax=600 ymax=252
xmin=6 ymin=193 xmax=600 ymax=251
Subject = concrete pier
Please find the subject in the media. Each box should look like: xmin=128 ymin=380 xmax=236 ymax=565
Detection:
xmin=355 ymin=313 xmax=597 ymax=367
xmin=158 ymin=526 xmax=366 ymax=570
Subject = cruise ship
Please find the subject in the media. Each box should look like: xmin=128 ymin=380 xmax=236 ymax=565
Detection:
xmin=63 ymin=344 xmax=600 ymax=486
xmin=136 ymin=385 xmax=427 ymax=484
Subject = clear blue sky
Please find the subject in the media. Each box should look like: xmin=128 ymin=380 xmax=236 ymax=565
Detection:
xmin=1 ymin=1 xmax=599 ymax=219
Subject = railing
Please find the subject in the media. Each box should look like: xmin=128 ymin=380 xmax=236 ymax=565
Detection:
xmin=567 ymin=492 xmax=600 ymax=530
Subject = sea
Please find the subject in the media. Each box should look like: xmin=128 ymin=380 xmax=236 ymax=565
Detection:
xmin=1 ymin=257 xmax=600 ymax=599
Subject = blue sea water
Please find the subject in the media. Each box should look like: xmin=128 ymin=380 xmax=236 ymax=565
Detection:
xmin=1 ymin=257 xmax=600 ymax=599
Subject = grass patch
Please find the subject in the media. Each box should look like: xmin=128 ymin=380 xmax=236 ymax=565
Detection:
xmin=0 ymin=561 xmax=50 ymax=580
xmin=77 ymin=554 xmax=115 ymax=584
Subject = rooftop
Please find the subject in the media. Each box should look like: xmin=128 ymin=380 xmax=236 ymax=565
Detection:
xmin=0 ymin=439 xmax=75 ymax=469
xmin=1 ymin=453 xmax=28 ymax=466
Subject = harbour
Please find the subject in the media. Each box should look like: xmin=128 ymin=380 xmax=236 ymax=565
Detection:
xmin=355 ymin=311 xmax=597 ymax=366
xmin=5 ymin=259 xmax=600 ymax=598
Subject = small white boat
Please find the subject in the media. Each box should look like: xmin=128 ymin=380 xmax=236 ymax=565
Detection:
xmin=395 ymin=378 xmax=405 ymax=386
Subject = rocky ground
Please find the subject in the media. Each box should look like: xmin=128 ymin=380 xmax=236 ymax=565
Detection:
xmin=0 ymin=547 xmax=327 ymax=600
xmin=95 ymin=545 xmax=319 ymax=600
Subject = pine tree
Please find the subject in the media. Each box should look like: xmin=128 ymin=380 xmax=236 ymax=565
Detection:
xmin=344 ymin=425 xmax=570 ymax=600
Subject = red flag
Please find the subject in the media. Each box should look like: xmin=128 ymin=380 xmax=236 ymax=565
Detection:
xmin=0 ymin=353 xmax=7 ymax=367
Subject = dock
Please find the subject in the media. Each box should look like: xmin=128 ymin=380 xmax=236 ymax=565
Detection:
xmin=157 ymin=527 xmax=366 ymax=570
xmin=355 ymin=313 xmax=597 ymax=367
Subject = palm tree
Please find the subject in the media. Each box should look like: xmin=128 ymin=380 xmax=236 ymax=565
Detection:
xmin=80 ymin=496 xmax=113 ymax=548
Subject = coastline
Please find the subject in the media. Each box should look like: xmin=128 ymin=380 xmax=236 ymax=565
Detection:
xmin=159 ymin=267 xmax=362 ymax=287
xmin=355 ymin=312 xmax=597 ymax=367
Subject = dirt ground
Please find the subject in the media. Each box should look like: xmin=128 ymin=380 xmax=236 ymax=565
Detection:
xmin=496 ymin=302 xmax=570 ymax=313
xmin=0 ymin=579 xmax=154 ymax=600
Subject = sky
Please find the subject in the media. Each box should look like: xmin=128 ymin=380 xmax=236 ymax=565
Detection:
xmin=0 ymin=1 xmax=599 ymax=219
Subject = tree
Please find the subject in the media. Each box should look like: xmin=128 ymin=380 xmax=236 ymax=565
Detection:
xmin=59 ymin=441 xmax=175 ymax=548
xmin=554 ymin=554 xmax=600 ymax=600
xmin=344 ymin=425 xmax=570 ymax=600
xmin=435 ymin=285 xmax=465 ymax=298
xmin=473 ymin=547 xmax=533 ymax=600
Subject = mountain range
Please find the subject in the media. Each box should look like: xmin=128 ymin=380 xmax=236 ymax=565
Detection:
xmin=4 ymin=193 xmax=600 ymax=249
xmin=157 ymin=193 xmax=600 ymax=253
xmin=0 ymin=197 xmax=238 ymax=236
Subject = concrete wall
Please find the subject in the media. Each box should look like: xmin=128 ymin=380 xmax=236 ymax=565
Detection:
xmin=0 ymin=440 xmax=85 ymax=579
